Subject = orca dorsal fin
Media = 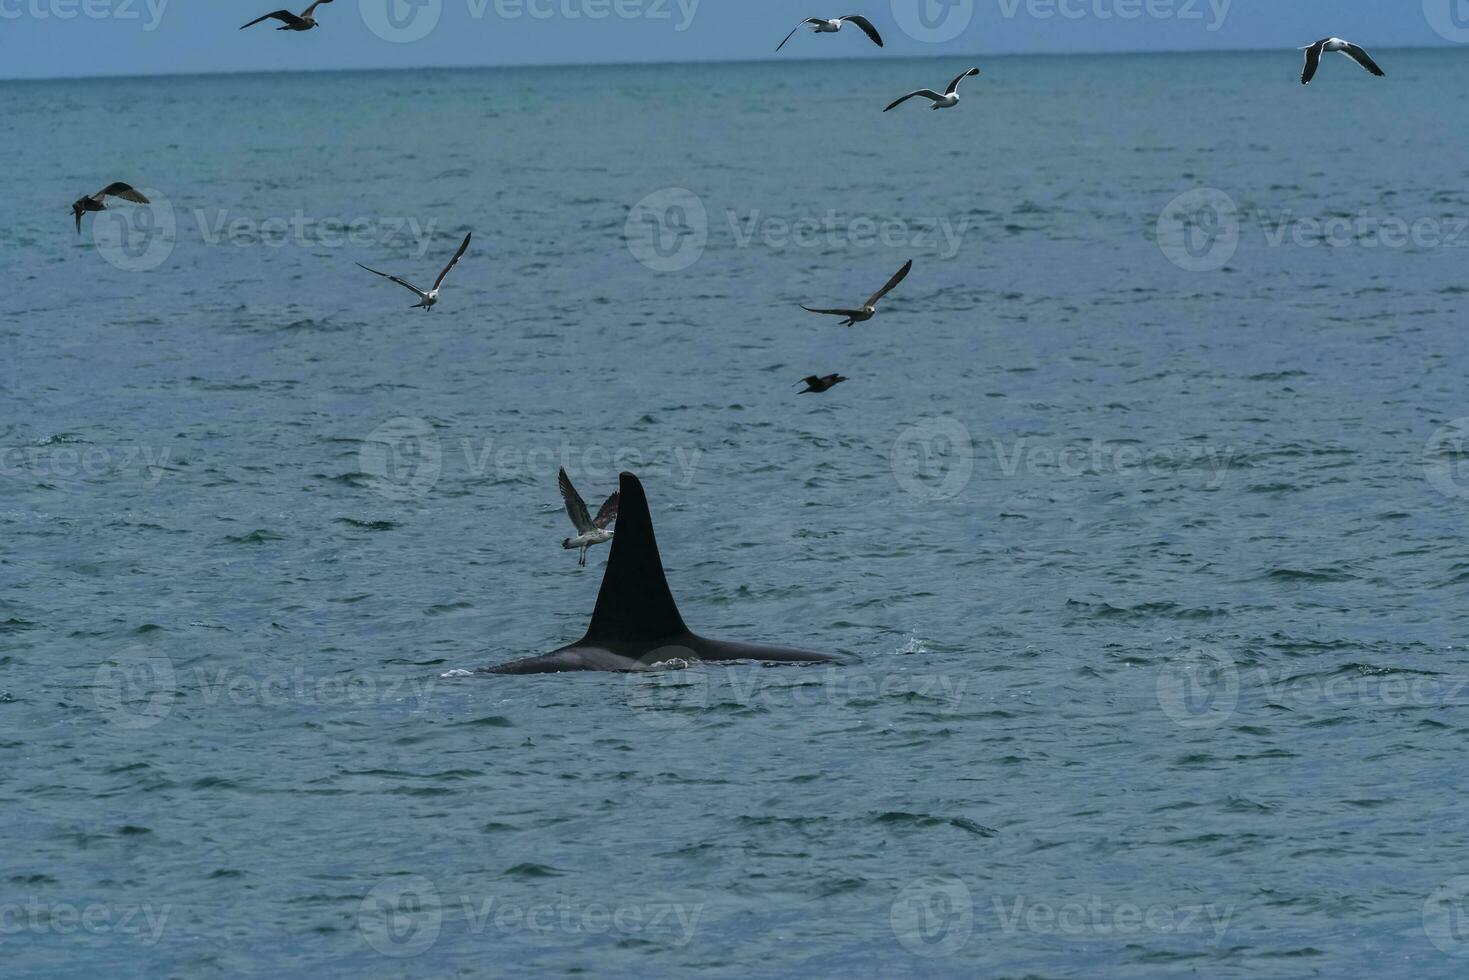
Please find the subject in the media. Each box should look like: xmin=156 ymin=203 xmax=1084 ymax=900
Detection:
xmin=583 ymin=472 xmax=688 ymax=642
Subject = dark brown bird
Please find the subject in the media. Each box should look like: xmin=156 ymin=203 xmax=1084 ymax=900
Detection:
xmin=798 ymin=374 xmax=848 ymax=394
xmin=71 ymin=182 xmax=150 ymax=234
xmin=240 ymin=0 xmax=335 ymax=31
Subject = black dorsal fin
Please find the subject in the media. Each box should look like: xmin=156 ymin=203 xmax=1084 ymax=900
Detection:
xmin=583 ymin=472 xmax=688 ymax=642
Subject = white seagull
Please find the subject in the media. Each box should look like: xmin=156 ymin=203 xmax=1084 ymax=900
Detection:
xmin=884 ymin=67 xmax=980 ymax=112
xmin=240 ymin=0 xmax=335 ymax=31
xmin=801 ymin=259 xmax=912 ymax=326
xmin=776 ymin=15 xmax=883 ymax=52
xmin=71 ymin=182 xmax=149 ymax=234
xmin=356 ymin=231 xmax=471 ymax=311
xmin=1300 ymin=38 xmax=1385 ymax=85
xmin=558 ymin=468 xmax=619 ymax=566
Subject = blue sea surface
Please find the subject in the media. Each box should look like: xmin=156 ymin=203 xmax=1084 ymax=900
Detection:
xmin=3 ymin=51 xmax=1469 ymax=977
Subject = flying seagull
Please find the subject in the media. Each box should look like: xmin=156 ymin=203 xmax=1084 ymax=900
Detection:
xmin=801 ymin=259 xmax=912 ymax=326
xmin=777 ymin=15 xmax=883 ymax=52
xmin=356 ymin=231 xmax=471 ymax=311
xmin=240 ymin=0 xmax=335 ymax=31
xmin=559 ymin=468 xmax=619 ymax=566
xmin=71 ymin=182 xmax=149 ymax=234
xmin=1300 ymin=38 xmax=1384 ymax=85
xmin=884 ymin=67 xmax=981 ymax=112
xmin=798 ymin=374 xmax=848 ymax=394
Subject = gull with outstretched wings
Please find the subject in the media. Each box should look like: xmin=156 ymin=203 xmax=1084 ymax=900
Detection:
xmin=884 ymin=67 xmax=981 ymax=112
xmin=1299 ymin=38 xmax=1384 ymax=85
xmin=801 ymin=259 xmax=912 ymax=326
xmin=357 ymin=231 xmax=472 ymax=311
xmin=71 ymin=182 xmax=149 ymax=234
xmin=777 ymin=15 xmax=883 ymax=52
xmin=240 ymin=0 xmax=335 ymax=31
xmin=559 ymin=468 xmax=619 ymax=566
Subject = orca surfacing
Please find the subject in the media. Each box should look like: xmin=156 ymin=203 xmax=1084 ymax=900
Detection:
xmin=480 ymin=472 xmax=854 ymax=674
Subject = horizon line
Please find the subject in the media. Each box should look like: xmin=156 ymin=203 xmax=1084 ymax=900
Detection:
xmin=0 ymin=41 xmax=1458 ymax=84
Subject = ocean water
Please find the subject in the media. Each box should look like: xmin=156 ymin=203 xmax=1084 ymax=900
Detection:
xmin=3 ymin=50 xmax=1469 ymax=977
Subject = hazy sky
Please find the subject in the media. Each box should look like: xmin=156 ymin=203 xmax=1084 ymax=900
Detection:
xmin=0 ymin=0 xmax=1460 ymax=80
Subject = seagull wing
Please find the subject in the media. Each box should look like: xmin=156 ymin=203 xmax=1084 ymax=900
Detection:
xmin=73 ymin=203 xmax=83 ymax=234
xmin=356 ymin=263 xmax=428 ymax=299
xmin=801 ymin=305 xmax=865 ymax=317
xmin=864 ymin=258 xmax=912 ymax=307
xmin=302 ymin=0 xmax=335 ymax=17
xmin=98 ymin=182 xmax=149 ymax=204
xmin=883 ymin=89 xmax=942 ymax=111
xmin=240 ymin=10 xmax=304 ymax=29
xmin=559 ymin=468 xmax=594 ymax=533
xmin=1300 ymin=40 xmax=1324 ymax=85
xmin=777 ymin=18 xmax=823 ymax=51
xmin=839 ymin=15 xmax=883 ymax=47
xmin=591 ymin=492 xmax=619 ymax=530
xmin=946 ymin=68 xmax=977 ymax=95
xmin=431 ymin=231 xmax=471 ymax=292
xmin=1341 ymin=43 xmax=1385 ymax=77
